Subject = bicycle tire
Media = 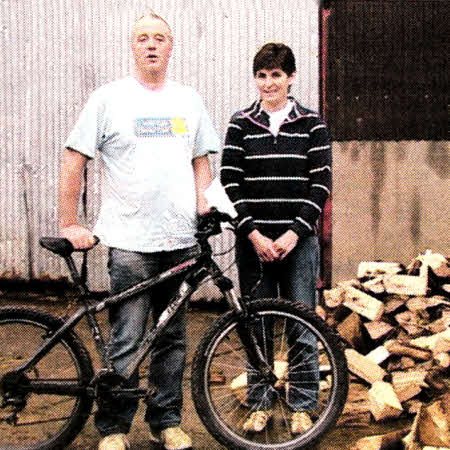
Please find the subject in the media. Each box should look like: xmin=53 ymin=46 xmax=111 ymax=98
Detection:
xmin=192 ymin=298 xmax=348 ymax=450
xmin=0 ymin=306 xmax=94 ymax=450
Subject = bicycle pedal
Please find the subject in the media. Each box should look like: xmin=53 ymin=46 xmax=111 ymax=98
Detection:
xmin=90 ymin=369 xmax=125 ymax=388
xmin=1 ymin=412 xmax=18 ymax=425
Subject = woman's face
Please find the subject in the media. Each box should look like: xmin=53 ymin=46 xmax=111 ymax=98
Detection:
xmin=254 ymin=68 xmax=295 ymax=111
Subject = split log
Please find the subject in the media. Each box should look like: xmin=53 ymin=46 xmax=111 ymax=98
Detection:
xmin=411 ymin=328 xmax=450 ymax=355
xmin=407 ymin=258 xmax=422 ymax=276
xmin=315 ymin=305 xmax=327 ymax=321
xmin=416 ymin=250 xmax=449 ymax=278
xmin=415 ymin=359 xmax=434 ymax=371
xmin=384 ymin=295 xmax=407 ymax=314
xmin=353 ymin=427 xmax=410 ymax=450
xmin=391 ymin=370 xmax=428 ymax=403
xmin=338 ymin=383 xmax=371 ymax=426
xmin=337 ymin=411 xmax=372 ymax=427
xmin=425 ymin=369 xmax=448 ymax=394
xmin=273 ymin=360 xmax=288 ymax=388
xmin=429 ymin=295 xmax=450 ymax=307
xmin=433 ymin=352 xmax=450 ymax=369
xmin=325 ymin=304 xmax=353 ymax=327
xmin=338 ymin=279 xmax=361 ymax=289
xmin=368 ymin=381 xmax=403 ymax=421
xmin=403 ymin=406 xmax=422 ymax=450
xmin=400 ymin=356 xmax=416 ymax=369
xmin=384 ymin=274 xmax=428 ymax=297
xmin=417 ymin=394 xmax=450 ymax=447
xmin=364 ymin=321 xmax=394 ymax=341
xmin=345 ymin=349 xmax=387 ymax=384
xmin=361 ymin=276 xmax=386 ymax=295
xmin=422 ymin=447 xmax=450 ymax=450
xmin=428 ymin=311 xmax=450 ymax=334
xmin=230 ymin=359 xmax=289 ymax=403
xmin=366 ymin=346 xmax=390 ymax=365
xmin=337 ymin=312 xmax=363 ymax=348
xmin=323 ymin=286 xmax=345 ymax=308
xmin=209 ymin=368 xmax=226 ymax=384
xmin=387 ymin=357 xmax=405 ymax=372
xmin=357 ymin=262 xmax=404 ymax=278
xmin=343 ymin=286 xmax=384 ymax=321
xmin=406 ymin=296 xmax=438 ymax=312
xmin=229 ymin=372 xmax=247 ymax=403
xmin=395 ymin=311 xmax=424 ymax=336
xmin=319 ymin=379 xmax=330 ymax=391
xmin=403 ymin=399 xmax=423 ymax=415
xmin=347 ymin=382 xmax=371 ymax=402
xmin=384 ymin=340 xmax=432 ymax=361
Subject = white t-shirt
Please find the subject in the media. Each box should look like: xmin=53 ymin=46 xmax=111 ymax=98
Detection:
xmin=267 ymin=100 xmax=294 ymax=136
xmin=65 ymin=77 xmax=220 ymax=252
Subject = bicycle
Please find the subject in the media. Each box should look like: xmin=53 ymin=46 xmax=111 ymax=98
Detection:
xmin=0 ymin=208 xmax=348 ymax=450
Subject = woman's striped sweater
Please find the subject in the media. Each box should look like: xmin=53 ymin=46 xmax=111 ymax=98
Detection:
xmin=220 ymin=98 xmax=332 ymax=240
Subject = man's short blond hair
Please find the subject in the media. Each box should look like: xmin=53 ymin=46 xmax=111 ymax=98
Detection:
xmin=133 ymin=9 xmax=173 ymax=40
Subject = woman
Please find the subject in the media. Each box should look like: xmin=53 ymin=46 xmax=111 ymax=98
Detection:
xmin=220 ymin=43 xmax=332 ymax=434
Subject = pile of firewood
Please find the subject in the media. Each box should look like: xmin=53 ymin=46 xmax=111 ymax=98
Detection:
xmin=319 ymin=250 xmax=449 ymax=449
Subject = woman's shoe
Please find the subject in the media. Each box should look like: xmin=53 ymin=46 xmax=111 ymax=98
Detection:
xmin=243 ymin=410 xmax=273 ymax=432
xmin=98 ymin=433 xmax=130 ymax=450
xmin=291 ymin=411 xmax=313 ymax=434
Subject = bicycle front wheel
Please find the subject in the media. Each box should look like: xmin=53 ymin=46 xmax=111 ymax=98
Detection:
xmin=192 ymin=298 xmax=348 ymax=450
xmin=0 ymin=306 xmax=94 ymax=450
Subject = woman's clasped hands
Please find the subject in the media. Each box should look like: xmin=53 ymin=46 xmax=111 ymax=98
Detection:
xmin=248 ymin=229 xmax=299 ymax=262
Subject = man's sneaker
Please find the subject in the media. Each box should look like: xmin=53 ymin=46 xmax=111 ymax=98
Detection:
xmin=151 ymin=426 xmax=192 ymax=450
xmin=98 ymin=433 xmax=130 ymax=450
xmin=243 ymin=410 xmax=273 ymax=432
xmin=291 ymin=411 xmax=313 ymax=434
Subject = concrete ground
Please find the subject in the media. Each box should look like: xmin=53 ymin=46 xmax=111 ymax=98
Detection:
xmin=0 ymin=294 xmax=409 ymax=449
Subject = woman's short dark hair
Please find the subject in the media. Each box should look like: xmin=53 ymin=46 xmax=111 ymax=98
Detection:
xmin=253 ymin=43 xmax=296 ymax=76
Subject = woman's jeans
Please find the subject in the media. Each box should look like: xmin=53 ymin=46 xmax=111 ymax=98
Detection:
xmin=236 ymin=235 xmax=320 ymax=412
xmin=95 ymin=246 xmax=196 ymax=436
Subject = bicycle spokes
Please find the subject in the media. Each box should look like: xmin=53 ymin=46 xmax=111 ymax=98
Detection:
xmin=0 ymin=308 xmax=93 ymax=449
xmin=192 ymin=299 xmax=348 ymax=449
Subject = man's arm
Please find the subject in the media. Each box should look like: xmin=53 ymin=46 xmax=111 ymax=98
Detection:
xmin=59 ymin=148 xmax=95 ymax=249
xmin=192 ymin=155 xmax=212 ymax=215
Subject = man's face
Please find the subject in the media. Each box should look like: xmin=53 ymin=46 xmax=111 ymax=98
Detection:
xmin=131 ymin=17 xmax=172 ymax=76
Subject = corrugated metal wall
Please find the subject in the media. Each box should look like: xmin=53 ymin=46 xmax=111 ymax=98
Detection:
xmin=0 ymin=0 xmax=320 ymax=290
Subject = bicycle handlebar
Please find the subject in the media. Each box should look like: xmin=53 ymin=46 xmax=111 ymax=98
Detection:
xmin=196 ymin=207 xmax=237 ymax=240
xmin=40 ymin=209 xmax=232 ymax=257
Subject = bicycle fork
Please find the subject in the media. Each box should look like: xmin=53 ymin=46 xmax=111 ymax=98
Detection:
xmin=216 ymin=275 xmax=277 ymax=385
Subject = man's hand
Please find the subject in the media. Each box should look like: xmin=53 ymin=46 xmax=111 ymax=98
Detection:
xmin=196 ymin=203 xmax=211 ymax=216
xmin=61 ymin=224 xmax=96 ymax=250
xmin=248 ymin=230 xmax=279 ymax=262
xmin=273 ymin=230 xmax=299 ymax=260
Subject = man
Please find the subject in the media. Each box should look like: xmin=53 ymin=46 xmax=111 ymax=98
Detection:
xmin=59 ymin=10 xmax=219 ymax=450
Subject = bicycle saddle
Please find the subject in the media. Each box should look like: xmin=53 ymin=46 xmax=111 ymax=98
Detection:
xmin=40 ymin=237 xmax=75 ymax=256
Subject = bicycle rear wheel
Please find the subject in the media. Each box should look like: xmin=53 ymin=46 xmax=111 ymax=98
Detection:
xmin=0 ymin=306 xmax=94 ymax=450
xmin=192 ymin=298 xmax=348 ymax=450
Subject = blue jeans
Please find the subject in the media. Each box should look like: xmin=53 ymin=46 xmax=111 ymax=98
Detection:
xmin=95 ymin=246 xmax=196 ymax=436
xmin=236 ymin=235 xmax=320 ymax=411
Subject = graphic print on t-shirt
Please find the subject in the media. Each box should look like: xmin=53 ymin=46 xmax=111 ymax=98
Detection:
xmin=135 ymin=117 xmax=188 ymax=138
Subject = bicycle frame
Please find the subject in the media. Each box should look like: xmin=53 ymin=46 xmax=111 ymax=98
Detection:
xmin=11 ymin=243 xmax=246 ymax=400
xmin=6 ymin=209 xmax=276 ymax=404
